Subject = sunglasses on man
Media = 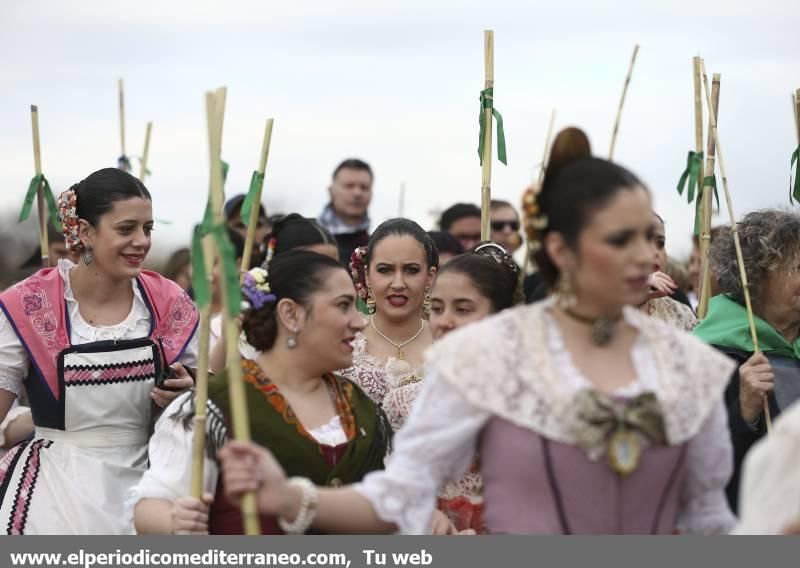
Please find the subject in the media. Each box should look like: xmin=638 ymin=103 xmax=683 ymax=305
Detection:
xmin=490 ymin=220 xmax=520 ymax=232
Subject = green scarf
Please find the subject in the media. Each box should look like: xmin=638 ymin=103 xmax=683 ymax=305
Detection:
xmin=693 ymin=294 xmax=800 ymax=359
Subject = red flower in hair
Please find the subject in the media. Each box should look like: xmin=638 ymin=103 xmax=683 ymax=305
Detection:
xmin=349 ymin=247 xmax=368 ymax=300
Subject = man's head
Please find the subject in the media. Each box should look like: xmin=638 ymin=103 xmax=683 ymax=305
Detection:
xmin=490 ymin=199 xmax=522 ymax=254
xmin=224 ymin=194 xmax=270 ymax=244
xmin=328 ymin=159 xmax=373 ymax=225
xmin=439 ymin=203 xmax=482 ymax=251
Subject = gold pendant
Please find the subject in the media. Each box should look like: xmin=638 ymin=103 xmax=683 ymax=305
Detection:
xmin=397 ymin=348 xmax=405 ymax=360
xmin=607 ymin=429 xmax=641 ymax=476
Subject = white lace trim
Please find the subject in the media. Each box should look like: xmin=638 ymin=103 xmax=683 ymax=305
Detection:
xmin=427 ymin=298 xmax=735 ymax=447
xmin=646 ymin=296 xmax=698 ymax=332
xmin=0 ymin=376 xmax=23 ymax=397
xmin=307 ymin=415 xmax=347 ymax=447
xmin=339 ymin=332 xmax=423 ymax=406
xmin=58 ymin=259 xmax=150 ymax=343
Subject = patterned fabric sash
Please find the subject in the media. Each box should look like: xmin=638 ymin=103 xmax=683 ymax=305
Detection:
xmin=208 ymin=359 xmax=391 ymax=486
xmin=0 ymin=268 xmax=198 ymax=401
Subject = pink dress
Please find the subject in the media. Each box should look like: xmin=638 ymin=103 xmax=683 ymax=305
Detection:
xmin=354 ymin=300 xmax=737 ymax=534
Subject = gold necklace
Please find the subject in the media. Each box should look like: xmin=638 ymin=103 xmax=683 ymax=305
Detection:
xmin=370 ymin=317 xmax=424 ymax=360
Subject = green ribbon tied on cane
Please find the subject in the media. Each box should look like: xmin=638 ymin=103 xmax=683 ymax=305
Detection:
xmin=693 ymin=175 xmax=720 ymax=235
xmin=676 ymin=151 xmax=704 ymax=204
xmin=240 ymin=171 xmax=265 ymax=228
xmin=19 ymin=173 xmax=62 ymax=231
xmin=191 ymin=219 xmax=241 ymax=317
xmin=478 ymin=87 xmax=508 ymax=166
xmin=790 ymin=145 xmax=800 ymax=204
xmin=199 ymin=159 xmax=230 ymax=229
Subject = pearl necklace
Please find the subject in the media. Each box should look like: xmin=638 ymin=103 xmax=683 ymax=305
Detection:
xmin=370 ymin=317 xmax=425 ymax=360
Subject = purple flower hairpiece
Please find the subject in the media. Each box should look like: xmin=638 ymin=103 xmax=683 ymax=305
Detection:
xmin=241 ymin=267 xmax=277 ymax=311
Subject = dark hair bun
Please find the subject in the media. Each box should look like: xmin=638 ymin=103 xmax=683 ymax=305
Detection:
xmin=532 ymin=127 xmax=645 ymax=289
xmin=544 ymin=127 xmax=592 ymax=187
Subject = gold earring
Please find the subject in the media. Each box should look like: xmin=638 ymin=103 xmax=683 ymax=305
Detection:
xmin=422 ymin=287 xmax=432 ymax=318
xmin=366 ymin=285 xmax=376 ymax=315
xmin=556 ymin=270 xmax=576 ymax=310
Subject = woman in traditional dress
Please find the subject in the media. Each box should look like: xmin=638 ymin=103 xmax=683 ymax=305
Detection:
xmin=0 ymin=168 xmax=198 ymax=534
xmin=217 ymin=127 xmax=736 ymax=535
xmin=424 ymin=242 xmax=523 ymax=533
xmin=342 ymin=219 xmax=438 ymax=406
xmin=639 ymin=213 xmax=696 ymax=331
xmin=131 ymin=251 xmax=391 ymax=534
xmin=209 ymin=214 xmax=339 ymax=374
xmin=693 ymin=209 xmax=800 ymax=513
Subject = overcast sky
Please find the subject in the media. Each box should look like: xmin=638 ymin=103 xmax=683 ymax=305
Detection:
xmin=1 ymin=0 xmax=797 ymax=267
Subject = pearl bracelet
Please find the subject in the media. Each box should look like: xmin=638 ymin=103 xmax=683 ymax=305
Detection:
xmin=277 ymin=477 xmax=318 ymax=534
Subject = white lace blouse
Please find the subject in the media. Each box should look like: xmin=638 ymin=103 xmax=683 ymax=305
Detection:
xmin=0 ymin=260 xmax=199 ymax=398
xmin=354 ymin=301 xmax=737 ymax=535
xmin=339 ymin=331 xmax=424 ymax=407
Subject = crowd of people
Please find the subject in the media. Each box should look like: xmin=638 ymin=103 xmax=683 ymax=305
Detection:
xmin=0 ymin=126 xmax=799 ymax=535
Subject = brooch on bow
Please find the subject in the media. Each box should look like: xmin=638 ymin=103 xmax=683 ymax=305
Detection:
xmin=571 ymin=390 xmax=667 ymax=476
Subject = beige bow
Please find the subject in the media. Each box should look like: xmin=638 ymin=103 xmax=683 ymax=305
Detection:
xmin=572 ymin=390 xmax=667 ymax=453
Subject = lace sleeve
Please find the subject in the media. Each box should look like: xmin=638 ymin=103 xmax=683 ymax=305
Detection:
xmin=354 ymin=370 xmax=490 ymax=534
xmin=676 ymin=400 xmax=737 ymax=534
xmin=383 ymin=380 xmax=422 ymax=432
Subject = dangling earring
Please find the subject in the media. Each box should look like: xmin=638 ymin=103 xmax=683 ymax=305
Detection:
xmin=287 ymin=328 xmax=298 ymax=349
xmin=422 ymin=287 xmax=432 ymax=318
xmin=82 ymin=245 xmax=93 ymax=266
xmin=366 ymin=285 xmax=376 ymax=315
xmin=555 ymin=270 xmax=576 ymax=310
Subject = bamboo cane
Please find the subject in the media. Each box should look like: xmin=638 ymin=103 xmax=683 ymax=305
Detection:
xmin=189 ymin=236 xmax=215 ymax=500
xmin=697 ymin=72 xmax=720 ymax=320
xmin=118 ymin=79 xmax=129 ymax=170
xmin=480 ymin=30 xmax=494 ymax=242
xmin=700 ymin=60 xmax=771 ymax=432
xmin=793 ymin=89 xmax=800 ymax=143
xmin=205 ymin=88 xmax=260 ymax=534
xmin=608 ymin=45 xmax=639 ymax=161
xmin=139 ymin=121 xmax=152 ymax=181
xmin=240 ymin=119 xmax=274 ymax=276
xmin=692 ymin=57 xmax=705 ymax=205
xmin=523 ymin=109 xmax=556 ymax=276
xmin=30 ymin=106 xmax=49 ymax=268
xmin=538 ymin=109 xmax=556 ymax=185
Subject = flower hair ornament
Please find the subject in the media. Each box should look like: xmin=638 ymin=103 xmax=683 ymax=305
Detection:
xmin=521 ymin=183 xmax=548 ymax=252
xmin=349 ymin=246 xmax=369 ymax=300
xmin=241 ymin=267 xmax=277 ymax=311
xmin=57 ymin=185 xmax=84 ymax=252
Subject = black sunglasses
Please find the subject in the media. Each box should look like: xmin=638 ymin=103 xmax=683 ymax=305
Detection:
xmin=491 ymin=220 xmax=520 ymax=232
